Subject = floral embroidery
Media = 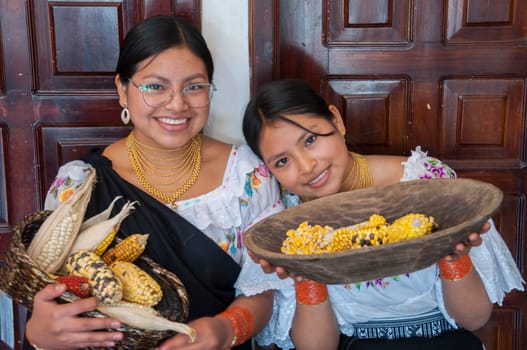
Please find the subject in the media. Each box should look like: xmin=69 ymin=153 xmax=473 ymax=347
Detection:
xmin=236 ymin=228 xmax=243 ymax=249
xmin=345 ymin=274 xmax=411 ymax=290
xmin=250 ymin=173 xmax=262 ymax=188
xmin=219 ymin=241 xmax=229 ymax=252
xmin=244 ymin=164 xmax=271 ymax=198
xmin=60 ymin=188 xmax=74 ymax=202
xmin=244 ymin=175 xmax=254 ymax=197
xmin=49 ymin=176 xmax=75 ymax=201
xmin=422 ymin=159 xmax=456 ymax=179
xmin=240 ymin=198 xmax=249 ymax=208
xmin=219 ymin=229 xmax=243 ymax=255
xmin=256 ymin=164 xmax=270 ymax=178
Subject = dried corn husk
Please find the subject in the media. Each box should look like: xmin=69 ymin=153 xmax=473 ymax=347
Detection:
xmin=27 ymin=168 xmax=96 ymax=273
xmin=80 ymin=195 xmax=122 ymax=231
xmin=97 ymin=303 xmax=196 ymax=342
xmin=70 ymin=200 xmax=137 ymax=255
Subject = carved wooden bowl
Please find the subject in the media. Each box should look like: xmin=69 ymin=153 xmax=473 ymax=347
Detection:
xmin=245 ymin=178 xmax=503 ymax=284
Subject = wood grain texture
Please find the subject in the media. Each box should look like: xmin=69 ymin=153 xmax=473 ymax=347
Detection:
xmin=245 ymin=178 xmax=503 ymax=284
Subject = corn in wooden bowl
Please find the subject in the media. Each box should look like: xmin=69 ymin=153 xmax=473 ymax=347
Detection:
xmin=0 ymin=210 xmax=190 ymax=349
xmin=245 ymin=178 xmax=503 ymax=284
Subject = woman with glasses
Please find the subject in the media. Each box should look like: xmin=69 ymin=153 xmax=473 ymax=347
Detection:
xmin=23 ymin=15 xmax=284 ymax=350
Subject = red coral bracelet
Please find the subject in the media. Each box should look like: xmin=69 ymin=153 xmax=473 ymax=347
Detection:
xmin=438 ymin=254 xmax=473 ymax=281
xmin=295 ymin=280 xmax=328 ymax=305
xmin=218 ymin=306 xmax=254 ymax=347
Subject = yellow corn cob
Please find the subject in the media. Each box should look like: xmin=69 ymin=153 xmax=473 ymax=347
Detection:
xmin=110 ymin=261 xmax=163 ymax=307
xmin=102 ymin=233 xmax=149 ymax=265
xmin=27 ymin=169 xmax=96 ymax=273
xmin=280 ymin=221 xmax=333 ymax=255
xmin=282 ymin=213 xmax=434 ymax=255
xmin=93 ymin=227 xmax=119 ymax=256
xmin=65 ymin=250 xmax=123 ymax=304
xmin=385 ymin=213 xmax=435 ymax=243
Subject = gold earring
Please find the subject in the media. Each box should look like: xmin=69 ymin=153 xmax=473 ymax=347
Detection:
xmin=341 ymin=130 xmax=346 ymax=137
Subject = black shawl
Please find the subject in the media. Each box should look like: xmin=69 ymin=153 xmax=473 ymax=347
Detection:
xmin=82 ymin=150 xmax=241 ymax=320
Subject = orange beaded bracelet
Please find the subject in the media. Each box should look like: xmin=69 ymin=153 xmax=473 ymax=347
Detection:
xmin=217 ymin=306 xmax=254 ymax=348
xmin=438 ymin=254 xmax=473 ymax=281
xmin=295 ymin=280 xmax=328 ymax=305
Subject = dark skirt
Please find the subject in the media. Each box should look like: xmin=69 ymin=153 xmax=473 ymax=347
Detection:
xmin=338 ymin=330 xmax=483 ymax=350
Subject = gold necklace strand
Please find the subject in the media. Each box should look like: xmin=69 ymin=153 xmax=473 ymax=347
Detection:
xmin=127 ymin=132 xmax=202 ymax=208
xmin=132 ymin=140 xmax=197 ymax=186
xmin=128 ymin=131 xmax=197 ymax=181
xmin=340 ymin=152 xmax=373 ymax=191
xmin=128 ymin=131 xmax=199 ymax=186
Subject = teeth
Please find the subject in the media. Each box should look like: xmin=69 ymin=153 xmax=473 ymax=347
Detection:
xmin=309 ymin=170 xmax=327 ymax=185
xmin=158 ymin=117 xmax=187 ymax=125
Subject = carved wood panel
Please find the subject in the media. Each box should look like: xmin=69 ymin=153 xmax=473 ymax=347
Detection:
xmin=441 ymin=78 xmax=525 ymax=169
xmin=445 ymin=0 xmax=527 ymax=44
xmin=250 ymin=0 xmax=527 ymax=349
xmin=36 ymin=125 xmax=132 ymax=207
xmin=327 ymin=0 xmax=412 ymax=45
xmin=324 ymin=78 xmax=409 ymax=155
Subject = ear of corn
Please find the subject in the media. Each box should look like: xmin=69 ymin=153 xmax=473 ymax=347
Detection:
xmin=70 ymin=200 xmax=137 ymax=255
xmin=110 ymin=261 xmax=163 ymax=307
xmin=65 ymin=250 xmax=123 ymax=304
xmin=97 ymin=303 xmax=196 ymax=342
xmin=385 ymin=213 xmax=435 ymax=243
xmin=80 ymin=195 xmax=123 ymax=231
xmin=55 ymin=275 xmax=91 ymax=298
xmin=282 ymin=213 xmax=435 ymax=255
xmin=27 ymin=168 xmax=96 ymax=273
xmin=102 ymin=233 xmax=149 ymax=264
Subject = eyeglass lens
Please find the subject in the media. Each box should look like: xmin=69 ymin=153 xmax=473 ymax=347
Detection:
xmin=136 ymin=82 xmax=214 ymax=108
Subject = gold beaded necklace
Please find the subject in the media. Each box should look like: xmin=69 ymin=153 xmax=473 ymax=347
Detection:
xmin=126 ymin=131 xmax=202 ymax=208
xmin=340 ymin=152 xmax=373 ymax=191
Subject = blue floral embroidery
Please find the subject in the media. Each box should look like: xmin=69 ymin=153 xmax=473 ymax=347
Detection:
xmin=244 ymin=177 xmax=254 ymax=197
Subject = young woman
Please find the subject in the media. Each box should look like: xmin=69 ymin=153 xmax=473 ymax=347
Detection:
xmin=239 ymin=79 xmax=525 ymax=350
xmin=23 ymin=15 xmax=284 ymax=350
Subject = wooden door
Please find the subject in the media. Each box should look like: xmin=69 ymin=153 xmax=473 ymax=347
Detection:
xmin=0 ymin=1 xmax=200 ymax=348
xmin=250 ymin=1 xmax=526 ymax=349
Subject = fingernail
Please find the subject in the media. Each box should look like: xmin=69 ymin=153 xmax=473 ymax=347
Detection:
xmin=110 ymin=321 xmax=120 ymax=328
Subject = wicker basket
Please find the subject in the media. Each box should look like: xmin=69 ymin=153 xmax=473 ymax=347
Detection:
xmin=0 ymin=210 xmax=190 ymax=349
xmin=245 ymin=178 xmax=504 ymax=284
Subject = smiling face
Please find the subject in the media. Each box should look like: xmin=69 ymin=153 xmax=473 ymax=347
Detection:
xmin=259 ymin=108 xmax=351 ymax=199
xmin=115 ymin=46 xmax=210 ymax=149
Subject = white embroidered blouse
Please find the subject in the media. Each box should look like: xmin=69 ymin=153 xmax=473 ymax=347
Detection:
xmin=235 ymin=147 xmax=525 ymax=349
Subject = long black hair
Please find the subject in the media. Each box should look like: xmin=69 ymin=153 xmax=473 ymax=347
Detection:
xmin=116 ymin=15 xmax=214 ymax=83
xmin=243 ymin=79 xmax=335 ymax=159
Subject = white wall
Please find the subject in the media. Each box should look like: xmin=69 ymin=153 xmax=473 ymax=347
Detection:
xmin=202 ymin=0 xmax=249 ymax=145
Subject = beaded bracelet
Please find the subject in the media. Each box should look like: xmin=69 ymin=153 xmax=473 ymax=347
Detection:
xmin=295 ymin=280 xmax=328 ymax=305
xmin=438 ymin=254 xmax=473 ymax=281
xmin=217 ymin=306 xmax=254 ymax=348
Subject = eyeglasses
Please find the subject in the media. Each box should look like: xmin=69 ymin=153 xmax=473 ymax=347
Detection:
xmin=129 ymin=80 xmax=216 ymax=108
